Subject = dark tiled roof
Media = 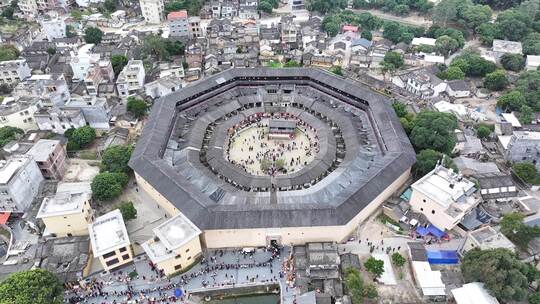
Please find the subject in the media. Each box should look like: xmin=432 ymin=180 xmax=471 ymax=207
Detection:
xmin=130 ymin=68 xmax=415 ymax=230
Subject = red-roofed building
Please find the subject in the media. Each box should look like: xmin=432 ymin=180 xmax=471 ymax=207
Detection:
xmin=168 ymin=10 xmax=189 ymax=40
xmin=342 ymin=25 xmax=358 ymax=33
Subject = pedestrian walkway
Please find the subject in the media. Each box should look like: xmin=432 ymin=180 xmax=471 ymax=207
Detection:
xmin=65 ymin=247 xmax=295 ymax=304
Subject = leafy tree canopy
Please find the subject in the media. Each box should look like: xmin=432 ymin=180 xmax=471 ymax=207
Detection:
xmin=381 ymin=51 xmax=404 ymax=73
xmin=164 ymin=0 xmax=202 ymax=15
xmin=497 ymin=90 xmax=527 ymax=112
xmin=111 ymin=54 xmax=128 ymax=76
xmin=364 ymin=257 xmax=385 ymax=278
xmin=126 ymin=97 xmax=149 ymax=118
xmin=0 ymin=44 xmax=20 ymax=62
xmin=0 ymin=126 xmax=23 ymax=147
xmin=391 ymin=252 xmax=406 ymax=267
xmin=500 ymin=53 xmax=525 ymax=71
xmin=101 ymin=144 xmax=134 ymax=174
xmin=307 ymin=0 xmax=347 ymax=13
xmin=501 ymin=212 xmax=540 ymax=249
xmin=513 ymin=162 xmax=540 ymax=185
xmin=414 ymin=149 xmax=456 ymax=177
xmin=91 ymin=172 xmax=128 ymax=201
xmin=409 ymin=111 xmax=458 ymax=154
xmin=68 ymin=126 xmax=96 ymax=149
xmin=450 ymin=52 xmax=497 ymax=77
xmin=461 ymin=248 xmax=536 ymax=301
xmin=516 ymin=70 xmax=540 ymax=110
xmin=483 ymin=70 xmax=509 ymax=91
xmin=84 ymin=27 xmax=104 ymax=44
xmin=0 ymin=269 xmax=63 ymax=304
xmin=118 ymin=201 xmax=137 ymax=221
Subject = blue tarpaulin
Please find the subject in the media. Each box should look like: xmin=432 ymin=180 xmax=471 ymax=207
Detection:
xmin=415 ymin=224 xmax=446 ymax=238
xmin=427 ymin=250 xmax=459 ymax=264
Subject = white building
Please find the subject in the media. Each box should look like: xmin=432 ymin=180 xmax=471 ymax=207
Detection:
xmin=89 ymin=209 xmax=133 ymax=271
xmin=412 ymin=261 xmax=446 ymax=297
xmin=13 ymin=74 xmax=71 ymax=107
xmin=446 ymin=80 xmax=471 ymax=98
xmin=144 ymin=75 xmax=181 ymax=99
xmin=64 ymin=95 xmax=111 ymax=130
xmin=70 ymin=44 xmax=100 ymax=81
xmin=411 ymin=37 xmax=437 ymax=47
xmin=0 ymin=97 xmax=39 ymax=131
xmin=452 ymin=282 xmax=499 ymax=304
xmin=410 ymin=165 xmax=479 ymax=231
xmin=0 ymin=59 xmax=31 ymax=85
xmin=492 ymin=39 xmax=522 ymax=61
xmin=34 ymin=108 xmax=86 ymax=134
xmin=17 ymin=0 xmax=38 ymax=19
xmin=526 ymin=55 xmax=540 ymax=71
xmin=461 ymin=226 xmax=515 ymax=254
xmin=116 ymin=60 xmax=145 ymax=97
xmin=75 ymin=0 xmax=103 ymax=7
xmin=0 ymin=156 xmax=44 ymax=214
xmin=141 ymin=213 xmax=202 ymax=276
xmin=38 ymin=12 xmax=66 ymax=42
xmin=168 ymin=10 xmax=189 ymax=40
xmin=140 ymin=0 xmax=164 ymax=24
xmin=36 ymin=183 xmax=94 ymax=237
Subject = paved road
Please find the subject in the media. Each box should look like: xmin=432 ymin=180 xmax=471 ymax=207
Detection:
xmin=349 ymin=9 xmax=433 ymax=27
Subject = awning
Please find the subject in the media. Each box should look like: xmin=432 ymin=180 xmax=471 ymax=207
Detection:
xmin=416 ymin=224 xmax=446 ymax=238
xmin=0 ymin=212 xmax=10 ymax=225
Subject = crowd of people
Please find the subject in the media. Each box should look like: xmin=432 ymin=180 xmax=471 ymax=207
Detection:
xmin=65 ymin=247 xmax=286 ymax=304
xmin=226 ymin=112 xmax=319 ymax=176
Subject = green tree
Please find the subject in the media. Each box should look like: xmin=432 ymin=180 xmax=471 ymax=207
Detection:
xmin=461 ymin=248 xmax=533 ymax=301
xmin=460 ymin=4 xmax=492 ymax=32
xmin=501 ymin=212 xmax=540 ymax=249
xmin=364 ymin=283 xmax=378 ymax=299
xmin=477 ymin=23 xmax=499 ymax=46
xmin=435 ymin=35 xmax=459 ymax=56
xmin=126 ymin=97 xmax=149 ymax=118
xmin=391 ymin=252 xmax=406 ymax=267
xmin=520 ymin=105 xmax=533 ymax=124
xmin=331 ymin=66 xmax=343 ymax=76
xmin=91 ymin=172 xmax=128 ymax=201
xmin=450 ymin=52 xmax=497 ymax=77
xmin=438 ymin=66 xmax=465 ymax=80
xmin=101 ymin=145 xmax=134 ymax=174
xmin=0 ymin=44 xmax=20 ymax=61
xmin=410 ymin=111 xmax=458 ymax=154
xmin=163 ymin=0 xmax=202 ymax=15
xmin=0 ymin=126 xmax=23 ymax=147
xmin=103 ymin=0 xmax=116 ymax=11
xmin=111 ymin=54 xmax=128 ymax=76
xmin=500 ymin=53 xmax=525 ymax=72
xmin=530 ymin=292 xmax=540 ymax=304
xmin=323 ymin=21 xmax=340 ymax=37
xmin=66 ymin=25 xmax=77 ymax=38
xmin=513 ymin=162 xmax=540 ymax=184
xmin=164 ymin=40 xmax=185 ymax=56
xmin=392 ymin=101 xmax=408 ymax=118
xmin=142 ymin=34 xmax=169 ymax=60
xmin=258 ymin=1 xmax=273 ymax=13
xmin=47 ymin=47 xmax=56 ymax=55
xmin=344 ymin=267 xmax=364 ymax=303
xmin=307 ymin=0 xmax=347 ymax=13
xmin=516 ymin=70 xmax=540 ymax=110
xmin=523 ymin=33 xmax=540 ymax=55
xmin=381 ymin=51 xmax=404 ymax=73
xmin=476 ymin=125 xmax=491 ymax=139
xmin=70 ymin=126 xmax=96 ymax=148
xmin=364 ymin=257 xmax=385 ymax=278
xmin=1 ymin=6 xmax=14 ymax=19
xmin=483 ymin=70 xmax=508 ymax=91
xmin=0 ymin=269 xmax=63 ymax=304
xmin=84 ymin=27 xmax=104 ymax=44
xmin=0 ymin=83 xmax=12 ymax=95
xmin=361 ymin=29 xmax=372 ymax=41
xmin=495 ymin=9 xmax=531 ymax=41
xmin=283 ymin=60 xmax=301 ymax=67
xmin=413 ymin=149 xmax=456 ymax=177
xmin=497 ymin=90 xmax=526 ymax=111
xmin=118 ymin=201 xmax=137 ymax=221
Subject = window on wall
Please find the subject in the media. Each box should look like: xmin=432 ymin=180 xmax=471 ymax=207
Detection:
xmin=103 ymin=251 xmax=116 ymax=259
xmin=174 ymin=264 xmax=182 ymax=270
xmin=122 ymin=254 xmax=130 ymax=260
xmin=119 ymin=247 xmax=127 ymax=253
xmin=105 ymin=258 xmax=119 ymax=266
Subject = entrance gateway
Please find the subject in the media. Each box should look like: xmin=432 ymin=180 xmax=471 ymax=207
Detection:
xmin=266 ymin=235 xmax=282 ymax=247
